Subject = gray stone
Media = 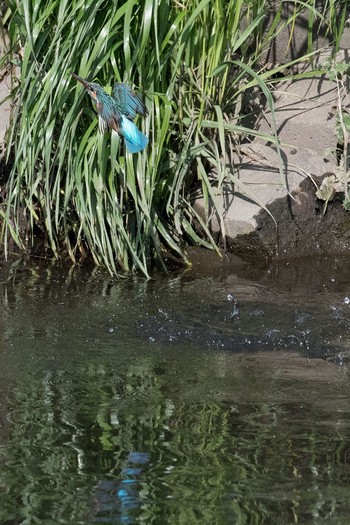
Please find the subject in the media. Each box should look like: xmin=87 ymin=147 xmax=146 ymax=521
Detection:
xmin=195 ymin=57 xmax=349 ymax=258
xmin=259 ymin=1 xmax=350 ymax=66
xmin=0 ymin=27 xmax=11 ymax=149
xmin=0 ymin=74 xmax=11 ymax=147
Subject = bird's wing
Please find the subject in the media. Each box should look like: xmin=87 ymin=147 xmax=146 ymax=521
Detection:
xmin=112 ymin=82 xmax=148 ymax=120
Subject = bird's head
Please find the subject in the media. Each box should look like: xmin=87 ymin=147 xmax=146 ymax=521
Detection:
xmin=71 ymin=73 xmax=105 ymax=101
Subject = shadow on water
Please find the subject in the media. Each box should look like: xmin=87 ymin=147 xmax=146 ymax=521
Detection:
xmin=1 ymin=250 xmax=350 ymax=524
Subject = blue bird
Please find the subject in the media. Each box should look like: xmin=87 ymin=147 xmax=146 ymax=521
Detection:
xmin=72 ymin=73 xmax=148 ymax=153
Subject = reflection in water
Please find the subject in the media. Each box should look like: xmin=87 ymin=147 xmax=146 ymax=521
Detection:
xmin=0 ymin=256 xmax=350 ymax=524
xmin=94 ymin=452 xmax=150 ymax=524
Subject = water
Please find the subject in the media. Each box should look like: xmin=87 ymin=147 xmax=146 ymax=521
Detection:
xmin=1 ymin=252 xmax=350 ymax=524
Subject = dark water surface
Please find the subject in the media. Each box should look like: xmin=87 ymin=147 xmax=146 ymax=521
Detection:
xmin=1 ymin=252 xmax=350 ymax=524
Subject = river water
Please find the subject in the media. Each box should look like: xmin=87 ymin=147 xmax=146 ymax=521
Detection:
xmin=1 ymin=251 xmax=350 ymax=524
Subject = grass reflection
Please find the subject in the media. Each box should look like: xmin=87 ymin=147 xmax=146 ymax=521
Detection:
xmin=1 ymin=260 xmax=350 ymax=523
xmin=1 ymin=357 xmax=350 ymax=524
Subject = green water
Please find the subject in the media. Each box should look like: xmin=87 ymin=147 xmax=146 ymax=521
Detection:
xmin=1 ymin=254 xmax=350 ymax=524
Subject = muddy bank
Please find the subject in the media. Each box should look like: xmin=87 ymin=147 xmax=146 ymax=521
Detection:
xmin=226 ymin=174 xmax=350 ymax=261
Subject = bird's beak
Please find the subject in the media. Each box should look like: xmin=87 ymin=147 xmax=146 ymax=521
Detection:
xmin=71 ymin=73 xmax=90 ymax=90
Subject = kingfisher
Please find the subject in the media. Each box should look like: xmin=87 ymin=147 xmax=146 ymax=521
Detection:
xmin=72 ymin=73 xmax=148 ymax=153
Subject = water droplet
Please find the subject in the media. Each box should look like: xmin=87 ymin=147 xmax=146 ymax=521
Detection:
xmin=227 ymin=293 xmax=234 ymax=302
xmin=230 ymin=306 xmax=239 ymax=319
xmin=311 ymin=466 xmax=319 ymax=477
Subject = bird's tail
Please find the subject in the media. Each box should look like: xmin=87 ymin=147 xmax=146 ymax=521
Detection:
xmin=120 ymin=115 xmax=148 ymax=154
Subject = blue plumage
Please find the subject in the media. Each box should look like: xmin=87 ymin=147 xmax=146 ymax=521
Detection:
xmin=120 ymin=116 xmax=148 ymax=153
xmin=112 ymin=82 xmax=148 ymax=120
xmin=72 ymin=73 xmax=148 ymax=154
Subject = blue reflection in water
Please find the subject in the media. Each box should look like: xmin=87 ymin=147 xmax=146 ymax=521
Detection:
xmin=94 ymin=451 xmax=150 ymax=523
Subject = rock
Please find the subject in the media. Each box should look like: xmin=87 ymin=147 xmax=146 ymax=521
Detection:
xmin=0 ymin=29 xmax=11 ymax=150
xmin=255 ymin=174 xmax=350 ymax=258
xmin=0 ymin=74 xmax=11 ymax=148
xmin=242 ymin=1 xmax=350 ymax=70
xmin=195 ymin=53 xmax=350 ymax=260
xmin=0 ymin=34 xmax=12 ymax=198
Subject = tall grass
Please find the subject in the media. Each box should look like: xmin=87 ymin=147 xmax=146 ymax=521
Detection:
xmin=1 ymin=0 xmax=348 ymax=276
